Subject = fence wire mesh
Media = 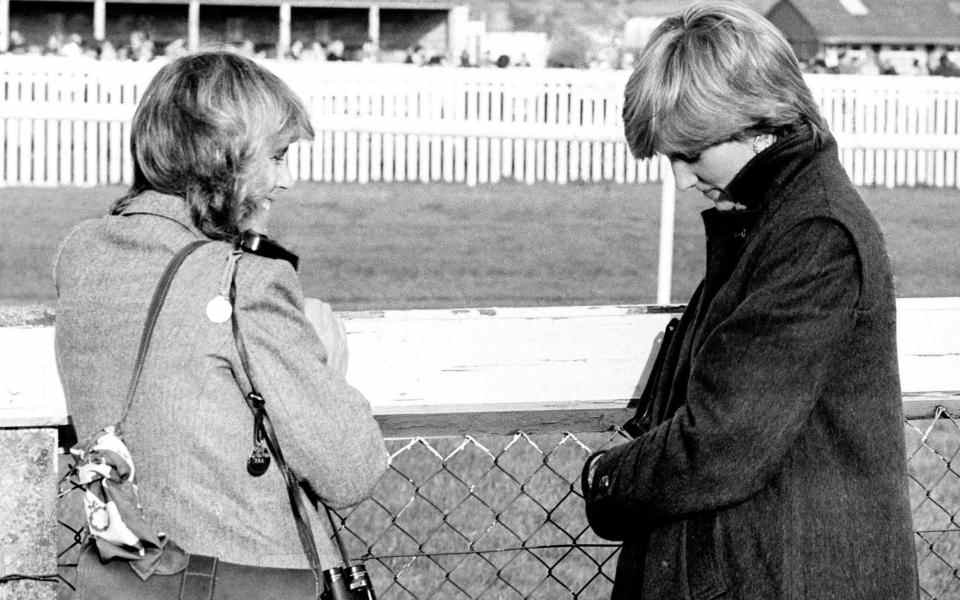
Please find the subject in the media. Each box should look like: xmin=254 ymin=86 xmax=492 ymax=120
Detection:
xmin=56 ymin=412 xmax=960 ymax=599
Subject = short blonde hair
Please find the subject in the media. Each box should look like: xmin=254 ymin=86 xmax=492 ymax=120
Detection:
xmin=623 ymin=0 xmax=826 ymax=159
xmin=113 ymin=51 xmax=314 ymax=241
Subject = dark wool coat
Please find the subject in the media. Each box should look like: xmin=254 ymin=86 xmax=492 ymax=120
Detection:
xmin=582 ymin=125 xmax=919 ymax=599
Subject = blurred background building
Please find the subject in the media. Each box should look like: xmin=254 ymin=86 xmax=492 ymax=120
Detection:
xmin=2 ymin=0 xmax=960 ymax=74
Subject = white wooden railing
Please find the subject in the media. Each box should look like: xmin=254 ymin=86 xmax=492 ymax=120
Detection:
xmin=3 ymin=57 xmax=960 ymax=188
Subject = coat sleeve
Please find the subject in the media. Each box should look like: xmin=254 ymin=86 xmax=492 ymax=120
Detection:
xmin=233 ymin=257 xmax=388 ymax=508
xmin=584 ymin=217 xmax=862 ymax=539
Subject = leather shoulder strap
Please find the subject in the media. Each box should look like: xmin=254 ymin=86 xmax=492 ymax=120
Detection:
xmin=117 ymin=240 xmax=210 ymax=429
xmin=229 ymin=256 xmax=339 ymax=599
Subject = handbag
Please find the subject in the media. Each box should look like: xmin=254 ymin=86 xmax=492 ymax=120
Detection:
xmin=622 ymin=316 xmax=679 ymax=438
xmin=67 ymin=240 xmax=375 ymax=600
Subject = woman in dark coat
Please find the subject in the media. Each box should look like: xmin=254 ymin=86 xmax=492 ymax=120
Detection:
xmin=581 ymin=2 xmax=918 ymax=598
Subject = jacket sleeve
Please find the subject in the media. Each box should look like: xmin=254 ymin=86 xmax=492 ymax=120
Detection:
xmin=584 ymin=217 xmax=861 ymax=539
xmin=233 ymin=256 xmax=388 ymax=508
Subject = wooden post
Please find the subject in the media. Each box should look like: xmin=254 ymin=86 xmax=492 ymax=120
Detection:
xmin=367 ymin=5 xmax=379 ymax=48
xmin=93 ymin=0 xmax=105 ymax=41
xmin=657 ymin=155 xmax=676 ymax=305
xmin=0 ymin=0 xmax=9 ymax=53
xmin=446 ymin=5 xmax=468 ymax=61
xmin=278 ymin=2 xmax=290 ymax=59
xmin=188 ymin=0 xmax=200 ymax=51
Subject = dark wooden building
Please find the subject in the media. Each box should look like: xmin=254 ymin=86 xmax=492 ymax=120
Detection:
xmin=0 ymin=0 xmax=468 ymax=59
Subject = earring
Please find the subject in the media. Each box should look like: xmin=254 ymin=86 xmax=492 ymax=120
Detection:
xmin=752 ymin=134 xmax=776 ymax=155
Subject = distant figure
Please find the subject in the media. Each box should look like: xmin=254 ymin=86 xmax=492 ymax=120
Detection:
xmin=803 ymin=54 xmax=828 ymax=73
xmin=326 ymin=39 xmax=345 ymax=61
xmin=288 ymin=39 xmax=304 ymax=60
xmin=583 ymin=2 xmax=919 ymax=599
xmin=163 ymin=38 xmax=187 ymax=60
xmin=43 ymin=34 xmax=62 ymax=56
xmin=932 ymin=53 xmax=960 ymax=77
xmin=307 ymin=41 xmax=327 ymax=62
xmin=835 ymin=51 xmax=859 ymax=74
xmin=360 ymin=37 xmax=377 ymax=62
xmin=404 ymin=45 xmax=426 ymax=65
xmin=459 ymin=48 xmax=472 ymax=67
xmin=128 ymin=29 xmax=146 ymax=59
xmin=137 ymin=39 xmax=155 ymax=62
xmin=515 ymin=52 xmax=531 ymax=67
xmin=7 ymin=29 xmax=28 ymax=54
xmin=99 ymin=39 xmax=117 ymax=61
xmin=238 ymin=39 xmax=255 ymax=58
xmin=80 ymin=38 xmax=99 ymax=60
xmin=60 ymin=33 xmax=83 ymax=57
xmin=857 ymin=49 xmax=880 ymax=75
xmin=904 ymin=58 xmax=928 ymax=76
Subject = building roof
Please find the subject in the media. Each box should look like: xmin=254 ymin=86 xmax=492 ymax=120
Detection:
xmin=779 ymin=0 xmax=960 ymax=45
xmin=10 ymin=0 xmax=461 ymax=8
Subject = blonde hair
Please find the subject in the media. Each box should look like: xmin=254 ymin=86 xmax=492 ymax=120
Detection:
xmin=113 ymin=51 xmax=314 ymax=241
xmin=623 ymin=0 xmax=826 ymax=159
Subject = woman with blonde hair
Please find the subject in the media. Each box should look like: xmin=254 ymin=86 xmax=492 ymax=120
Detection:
xmin=581 ymin=2 xmax=918 ymax=598
xmin=55 ymin=51 xmax=387 ymax=596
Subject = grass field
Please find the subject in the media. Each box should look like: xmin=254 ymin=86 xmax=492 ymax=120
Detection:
xmin=2 ymin=181 xmax=959 ymax=310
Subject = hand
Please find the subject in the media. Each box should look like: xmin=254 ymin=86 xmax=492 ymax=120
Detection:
xmin=304 ymin=298 xmax=349 ymax=377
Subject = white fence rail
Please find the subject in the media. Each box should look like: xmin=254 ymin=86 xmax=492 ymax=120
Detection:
xmin=3 ymin=57 xmax=960 ymax=188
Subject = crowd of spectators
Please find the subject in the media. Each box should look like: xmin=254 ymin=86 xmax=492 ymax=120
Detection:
xmin=3 ymin=28 xmax=458 ymax=66
xmin=7 ymin=27 xmax=960 ymax=76
xmin=2 ymin=28 xmax=539 ymax=68
xmin=801 ymin=47 xmax=960 ymax=76
xmin=5 ymin=29 xmax=181 ymax=61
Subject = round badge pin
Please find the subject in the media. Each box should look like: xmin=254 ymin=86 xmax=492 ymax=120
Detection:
xmin=206 ymin=295 xmax=232 ymax=323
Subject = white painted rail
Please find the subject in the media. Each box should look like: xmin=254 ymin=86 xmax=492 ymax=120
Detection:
xmin=3 ymin=58 xmax=960 ymax=188
xmin=3 ymin=298 xmax=959 ymax=431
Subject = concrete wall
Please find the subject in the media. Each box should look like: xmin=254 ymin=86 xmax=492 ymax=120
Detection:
xmin=0 ymin=428 xmax=57 ymax=600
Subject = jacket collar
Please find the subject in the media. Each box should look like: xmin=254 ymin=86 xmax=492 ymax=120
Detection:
xmin=720 ymin=121 xmax=835 ymax=213
xmin=118 ymin=190 xmax=205 ymax=238
xmin=118 ymin=190 xmax=301 ymax=270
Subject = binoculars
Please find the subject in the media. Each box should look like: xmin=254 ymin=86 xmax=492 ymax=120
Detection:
xmin=322 ymin=564 xmax=376 ymax=600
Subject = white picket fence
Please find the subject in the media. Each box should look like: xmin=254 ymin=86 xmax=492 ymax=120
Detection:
xmin=2 ymin=56 xmax=960 ymax=188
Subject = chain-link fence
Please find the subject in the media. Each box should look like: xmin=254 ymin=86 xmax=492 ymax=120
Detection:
xmin=56 ymin=409 xmax=960 ymax=599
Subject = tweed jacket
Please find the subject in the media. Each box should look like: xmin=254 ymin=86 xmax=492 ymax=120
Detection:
xmin=582 ymin=125 xmax=919 ymax=599
xmin=54 ymin=191 xmax=388 ymax=569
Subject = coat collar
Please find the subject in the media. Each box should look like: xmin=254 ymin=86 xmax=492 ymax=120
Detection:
xmin=720 ymin=122 xmax=835 ymax=214
xmin=117 ymin=190 xmax=301 ymax=270
xmin=118 ymin=191 xmax=205 ymax=238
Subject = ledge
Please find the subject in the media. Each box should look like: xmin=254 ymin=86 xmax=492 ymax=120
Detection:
xmin=2 ymin=299 xmax=959 ymax=430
